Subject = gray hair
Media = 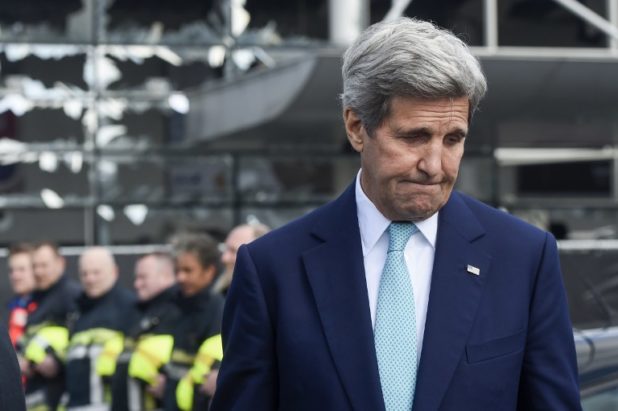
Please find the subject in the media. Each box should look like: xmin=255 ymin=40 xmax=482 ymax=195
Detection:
xmin=341 ymin=17 xmax=487 ymax=135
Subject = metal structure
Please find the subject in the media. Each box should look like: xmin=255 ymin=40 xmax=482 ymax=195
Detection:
xmin=0 ymin=0 xmax=617 ymax=245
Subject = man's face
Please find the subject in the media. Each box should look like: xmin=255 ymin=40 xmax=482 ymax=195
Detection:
xmin=134 ymin=256 xmax=167 ymax=302
xmin=176 ymin=251 xmax=215 ymax=297
xmin=79 ymin=250 xmax=117 ymax=299
xmin=345 ymin=96 xmax=469 ymax=221
xmin=221 ymin=226 xmax=255 ymax=277
xmin=8 ymin=252 xmax=36 ymax=296
xmin=32 ymin=246 xmax=65 ymax=290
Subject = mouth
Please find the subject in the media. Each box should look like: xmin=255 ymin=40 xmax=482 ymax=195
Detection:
xmin=400 ymin=180 xmax=442 ymax=190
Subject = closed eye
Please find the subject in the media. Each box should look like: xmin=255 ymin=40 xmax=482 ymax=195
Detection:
xmin=445 ymin=131 xmax=466 ymax=145
xmin=393 ymin=128 xmax=432 ymax=142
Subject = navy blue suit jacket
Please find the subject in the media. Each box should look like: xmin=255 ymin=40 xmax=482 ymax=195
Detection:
xmin=0 ymin=325 xmax=26 ymax=411
xmin=211 ymin=183 xmax=581 ymax=410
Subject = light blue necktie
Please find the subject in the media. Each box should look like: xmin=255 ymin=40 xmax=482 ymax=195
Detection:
xmin=374 ymin=222 xmax=419 ymax=411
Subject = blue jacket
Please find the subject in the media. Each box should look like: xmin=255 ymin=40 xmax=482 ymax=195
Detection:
xmin=212 ymin=182 xmax=581 ymax=411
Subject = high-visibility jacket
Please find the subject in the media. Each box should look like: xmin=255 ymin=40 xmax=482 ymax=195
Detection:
xmin=65 ymin=283 xmax=136 ymax=410
xmin=111 ymin=286 xmax=181 ymax=411
xmin=7 ymin=295 xmax=36 ymax=346
xmin=19 ymin=274 xmax=81 ymax=411
xmin=162 ymin=286 xmax=224 ymax=411
xmin=176 ymin=334 xmax=223 ymax=411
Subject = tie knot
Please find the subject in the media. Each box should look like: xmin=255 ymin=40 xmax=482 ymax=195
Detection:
xmin=387 ymin=222 xmax=418 ymax=252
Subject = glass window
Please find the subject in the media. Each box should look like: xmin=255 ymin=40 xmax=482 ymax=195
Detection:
xmin=95 ymin=206 xmax=233 ymax=245
xmin=243 ymin=0 xmax=329 ymax=43
xmin=238 ymin=155 xmax=359 ymax=202
xmin=0 ymin=0 xmax=90 ymax=43
xmin=371 ymin=0 xmax=484 ymax=46
xmin=498 ymin=0 xmax=608 ymax=48
xmin=103 ymin=0 xmax=222 ymax=45
xmin=562 ymin=248 xmax=618 ymax=329
xmin=0 ymin=208 xmax=86 ymax=246
xmin=94 ymin=155 xmax=232 ymax=203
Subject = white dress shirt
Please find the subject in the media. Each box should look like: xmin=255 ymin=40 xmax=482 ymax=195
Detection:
xmin=355 ymin=170 xmax=437 ymax=362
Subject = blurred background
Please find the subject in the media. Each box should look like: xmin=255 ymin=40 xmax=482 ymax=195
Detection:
xmin=0 ymin=0 xmax=617 ymax=246
xmin=2 ymin=0 xmax=618 ymax=406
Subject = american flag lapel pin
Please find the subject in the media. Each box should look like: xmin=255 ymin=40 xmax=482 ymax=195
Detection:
xmin=467 ymin=264 xmax=480 ymax=276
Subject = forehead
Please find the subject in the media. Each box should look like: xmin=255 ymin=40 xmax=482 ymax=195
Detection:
xmin=137 ymin=256 xmax=158 ymax=270
xmin=385 ymin=96 xmax=470 ymax=129
xmin=177 ymin=251 xmax=200 ymax=264
xmin=80 ymin=250 xmax=113 ymax=270
xmin=34 ymin=246 xmax=56 ymax=259
xmin=10 ymin=252 xmax=31 ymax=263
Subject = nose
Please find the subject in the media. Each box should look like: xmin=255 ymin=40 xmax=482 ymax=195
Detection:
xmin=417 ymin=141 xmax=442 ymax=178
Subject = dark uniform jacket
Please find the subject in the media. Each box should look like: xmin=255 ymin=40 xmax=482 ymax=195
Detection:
xmin=66 ymin=282 xmax=136 ymax=408
xmin=21 ymin=274 xmax=81 ymax=410
xmin=111 ymin=285 xmax=182 ymax=411
xmin=163 ymin=286 xmax=224 ymax=411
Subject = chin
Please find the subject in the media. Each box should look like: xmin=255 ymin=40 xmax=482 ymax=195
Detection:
xmin=394 ymin=203 xmax=438 ymax=221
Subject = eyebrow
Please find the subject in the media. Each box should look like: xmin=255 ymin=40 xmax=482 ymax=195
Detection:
xmin=392 ymin=126 xmax=468 ymax=138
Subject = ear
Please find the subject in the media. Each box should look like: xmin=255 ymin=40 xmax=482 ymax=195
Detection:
xmin=343 ymin=108 xmax=366 ymax=153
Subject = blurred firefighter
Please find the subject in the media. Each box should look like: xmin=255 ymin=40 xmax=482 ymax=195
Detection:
xmin=111 ymin=251 xmax=179 ymax=411
xmin=19 ymin=241 xmax=80 ymax=411
xmin=65 ymin=246 xmax=135 ymax=410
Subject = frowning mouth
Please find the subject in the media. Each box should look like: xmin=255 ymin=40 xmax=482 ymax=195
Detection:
xmin=400 ymin=180 xmax=443 ymax=187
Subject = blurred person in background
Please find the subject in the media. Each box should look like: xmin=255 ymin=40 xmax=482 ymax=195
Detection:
xmin=20 ymin=241 xmax=80 ymax=411
xmin=155 ymin=232 xmax=223 ymax=411
xmin=6 ymin=243 xmax=37 ymax=346
xmin=65 ymin=246 xmax=135 ymax=410
xmin=111 ymin=251 xmax=180 ymax=411
xmin=213 ymin=223 xmax=271 ymax=296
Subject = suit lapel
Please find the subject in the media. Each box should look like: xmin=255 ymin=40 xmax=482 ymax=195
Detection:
xmin=413 ymin=192 xmax=491 ymax=411
xmin=303 ymin=183 xmax=386 ymax=411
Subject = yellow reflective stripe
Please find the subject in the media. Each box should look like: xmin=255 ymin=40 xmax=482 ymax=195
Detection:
xmin=175 ymin=373 xmax=194 ymax=411
xmin=176 ymin=334 xmax=223 ymax=411
xmin=70 ymin=328 xmax=124 ymax=347
xmin=190 ymin=334 xmax=223 ymax=383
xmin=25 ymin=321 xmax=53 ymax=337
xmin=67 ymin=328 xmax=125 ymax=376
xmin=128 ymin=335 xmax=174 ymax=385
xmin=24 ymin=326 xmax=69 ymax=363
xmin=198 ymin=334 xmax=223 ymax=362
xmin=170 ymin=349 xmax=194 ymax=365
xmin=95 ymin=333 xmax=124 ymax=376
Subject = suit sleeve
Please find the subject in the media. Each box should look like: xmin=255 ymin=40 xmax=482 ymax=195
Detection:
xmin=517 ymin=233 xmax=582 ymax=410
xmin=210 ymin=245 xmax=278 ymax=411
xmin=0 ymin=325 xmax=26 ymax=411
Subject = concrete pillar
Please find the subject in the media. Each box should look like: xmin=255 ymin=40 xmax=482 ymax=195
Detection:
xmin=609 ymin=0 xmax=618 ymax=51
xmin=329 ymin=0 xmax=370 ymax=46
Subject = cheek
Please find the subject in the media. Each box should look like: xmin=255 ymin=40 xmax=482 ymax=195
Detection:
xmin=184 ymin=271 xmax=197 ymax=283
xmin=366 ymin=153 xmax=406 ymax=182
xmin=442 ymin=152 xmax=463 ymax=177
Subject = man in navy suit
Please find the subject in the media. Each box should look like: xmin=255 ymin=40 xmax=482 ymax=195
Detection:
xmin=211 ymin=17 xmax=581 ymax=411
xmin=0 ymin=325 xmax=26 ymax=410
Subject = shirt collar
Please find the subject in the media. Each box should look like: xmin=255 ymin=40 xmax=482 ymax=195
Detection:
xmin=355 ymin=170 xmax=438 ymax=256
